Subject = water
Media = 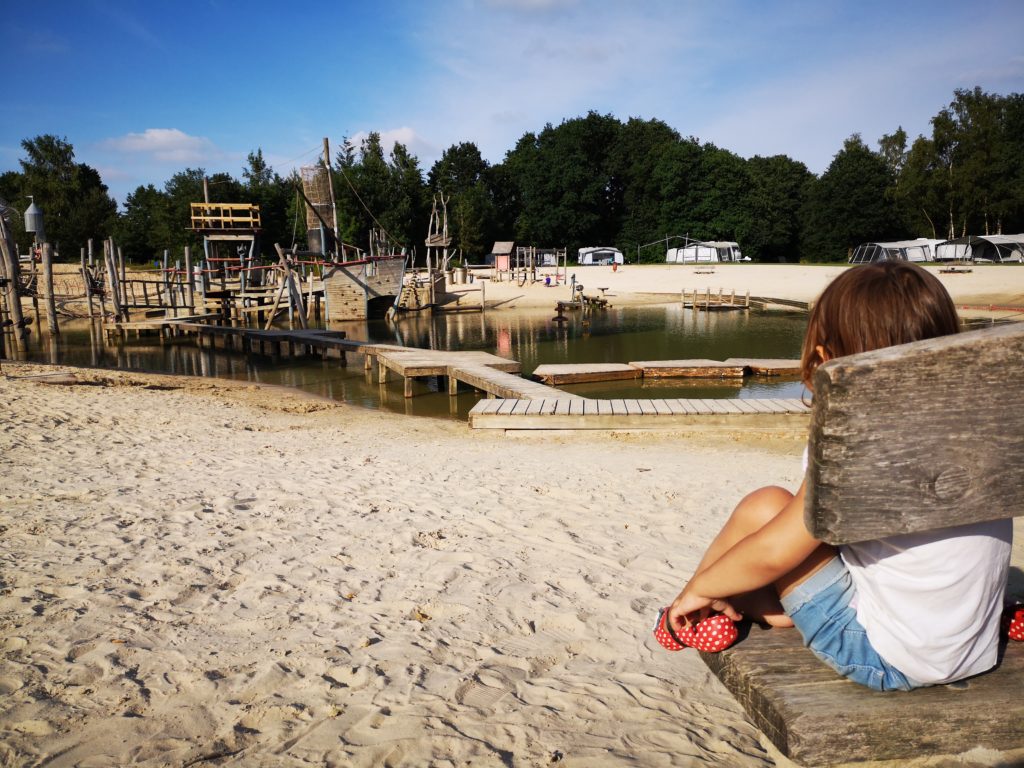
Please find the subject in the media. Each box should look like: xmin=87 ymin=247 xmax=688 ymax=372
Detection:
xmin=8 ymin=305 xmax=808 ymax=419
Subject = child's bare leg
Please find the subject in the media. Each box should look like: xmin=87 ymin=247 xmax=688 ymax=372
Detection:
xmin=693 ymin=485 xmax=795 ymax=627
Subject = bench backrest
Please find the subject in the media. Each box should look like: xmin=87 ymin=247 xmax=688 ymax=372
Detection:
xmin=805 ymin=322 xmax=1024 ymax=544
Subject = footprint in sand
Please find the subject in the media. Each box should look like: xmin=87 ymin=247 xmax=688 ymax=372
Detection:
xmin=455 ymin=664 xmax=529 ymax=709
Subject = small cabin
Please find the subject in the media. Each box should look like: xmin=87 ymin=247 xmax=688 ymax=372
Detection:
xmin=485 ymin=241 xmax=515 ymax=272
xmin=578 ymin=246 xmax=624 ymax=265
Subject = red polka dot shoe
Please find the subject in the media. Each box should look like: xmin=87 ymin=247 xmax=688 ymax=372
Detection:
xmin=1003 ymin=604 xmax=1024 ymax=642
xmin=652 ymin=608 xmax=739 ymax=653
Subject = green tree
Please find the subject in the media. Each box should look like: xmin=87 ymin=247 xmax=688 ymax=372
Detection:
xmin=745 ymin=155 xmax=813 ymax=262
xmin=800 ymin=135 xmax=901 ymax=262
xmin=429 ymin=142 xmax=496 ymax=260
xmin=12 ymin=135 xmax=117 ymax=256
xmin=114 ymin=184 xmax=173 ymax=262
xmin=606 ymin=118 xmax=681 ymax=258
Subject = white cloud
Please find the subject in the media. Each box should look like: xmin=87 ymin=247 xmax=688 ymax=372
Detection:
xmin=102 ymin=128 xmax=223 ymax=164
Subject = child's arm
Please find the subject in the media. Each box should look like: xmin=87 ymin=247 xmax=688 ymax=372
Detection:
xmin=668 ymin=482 xmax=821 ymax=628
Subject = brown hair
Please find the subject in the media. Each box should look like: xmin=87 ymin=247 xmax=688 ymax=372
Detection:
xmin=800 ymin=261 xmax=960 ymax=389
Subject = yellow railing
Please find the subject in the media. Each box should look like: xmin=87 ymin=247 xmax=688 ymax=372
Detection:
xmin=190 ymin=203 xmax=262 ymax=230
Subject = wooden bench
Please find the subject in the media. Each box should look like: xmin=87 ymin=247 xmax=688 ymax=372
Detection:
xmin=701 ymin=322 xmax=1024 ymax=765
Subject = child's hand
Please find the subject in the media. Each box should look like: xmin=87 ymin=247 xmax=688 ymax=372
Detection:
xmin=667 ymin=587 xmax=742 ymax=635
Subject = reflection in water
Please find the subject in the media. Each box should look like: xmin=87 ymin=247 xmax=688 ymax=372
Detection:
xmin=8 ymin=305 xmax=807 ymax=420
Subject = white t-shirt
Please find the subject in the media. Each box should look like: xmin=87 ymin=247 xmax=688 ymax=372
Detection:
xmin=802 ymin=447 xmax=1012 ymax=684
xmin=841 ymin=522 xmax=1011 ymax=685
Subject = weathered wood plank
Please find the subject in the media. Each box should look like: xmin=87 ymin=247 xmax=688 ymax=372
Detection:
xmin=629 ymin=359 xmax=745 ymax=378
xmin=532 ymin=363 xmax=641 ymax=385
xmin=496 ymin=398 xmax=517 ymax=415
xmin=806 ymin=323 xmax=1024 ymax=542
xmin=701 ymin=624 xmax=1024 ymax=765
xmin=650 ymin=398 xmax=672 ymax=415
xmin=610 ymin=399 xmax=628 ymax=416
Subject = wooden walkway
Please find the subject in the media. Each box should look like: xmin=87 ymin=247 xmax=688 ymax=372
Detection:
xmin=115 ymin=318 xmax=575 ymax=401
xmin=469 ymin=397 xmax=810 ymax=429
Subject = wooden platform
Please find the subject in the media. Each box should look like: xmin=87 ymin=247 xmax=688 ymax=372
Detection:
xmin=702 ymin=615 xmax=1024 ymax=764
xmin=723 ymin=358 xmax=802 ymax=376
xmin=629 ymin=359 xmax=746 ymax=378
xmin=532 ymin=363 xmax=641 ymax=385
xmin=469 ymin=397 xmax=809 ymax=429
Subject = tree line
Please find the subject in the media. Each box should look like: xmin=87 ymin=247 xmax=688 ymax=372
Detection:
xmin=1 ymin=87 xmax=1021 ymax=265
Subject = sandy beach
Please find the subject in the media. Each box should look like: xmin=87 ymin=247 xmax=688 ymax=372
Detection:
xmin=2 ymin=264 xmax=1023 ymax=767
xmin=465 ymin=263 xmax=1024 ymax=317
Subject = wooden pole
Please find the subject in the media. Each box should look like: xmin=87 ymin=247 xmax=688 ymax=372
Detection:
xmin=41 ymin=243 xmax=59 ymax=335
xmin=87 ymin=238 xmax=94 ymax=268
xmin=104 ymin=240 xmax=124 ymax=321
xmin=80 ymin=247 xmax=94 ymax=320
xmin=184 ymin=246 xmax=195 ymax=311
xmin=115 ymin=241 xmax=127 ymax=311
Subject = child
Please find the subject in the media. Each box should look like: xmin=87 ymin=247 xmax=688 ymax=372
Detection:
xmin=665 ymin=261 xmax=1013 ymax=690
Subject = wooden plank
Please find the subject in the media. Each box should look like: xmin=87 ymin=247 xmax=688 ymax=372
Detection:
xmin=610 ymin=399 xmax=628 ymax=416
xmin=724 ymin=358 xmax=802 ymax=376
xmin=806 ymin=323 xmax=1024 ymax=543
xmin=525 ymin=399 xmax=545 ymax=415
xmin=496 ymin=399 xmax=517 ymax=415
xmin=630 ymin=359 xmax=745 ymax=378
xmin=554 ymin=398 xmax=573 ymax=415
xmin=650 ymin=398 xmax=671 ymax=415
xmin=664 ymin=399 xmax=687 ymax=415
xmin=624 ymin=399 xmax=642 ymax=415
xmin=685 ymin=399 xmax=713 ymax=415
xmin=511 ymin=399 xmax=530 ymax=415
xmin=596 ymin=399 xmax=612 ymax=415
xmin=532 ymin=363 xmax=641 ymax=385
xmin=729 ymin=398 xmax=758 ymax=414
xmin=702 ymin=624 xmax=1024 ymax=765
xmin=637 ymin=399 xmax=657 ymax=415
xmin=698 ymin=398 xmax=729 ymax=414
xmin=568 ymin=398 xmax=586 ymax=416
xmin=744 ymin=398 xmax=784 ymax=414
xmin=540 ymin=399 xmax=558 ymax=415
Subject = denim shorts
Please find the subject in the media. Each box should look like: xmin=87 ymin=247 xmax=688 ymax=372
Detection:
xmin=779 ymin=556 xmax=920 ymax=691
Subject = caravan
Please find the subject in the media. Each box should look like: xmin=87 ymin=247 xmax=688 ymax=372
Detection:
xmin=578 ymin=246 xmax=624 ymax=265
xmin=666 ymin=241 xmax=745 ymax=263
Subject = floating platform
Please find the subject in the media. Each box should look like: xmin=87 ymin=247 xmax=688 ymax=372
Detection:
xmin=469 ymin=397 xmax=810 ymax=430
xmin=532 ymin=363 xmax=641 ymax=385
xmin=723 ymin=358 xmax=802 ymax=376
xmin=629 ymin=359 xmax=746 ymax=378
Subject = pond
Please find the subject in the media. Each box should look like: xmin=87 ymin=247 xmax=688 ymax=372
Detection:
xmin=10 ymin=304 xmax=809 ymax=419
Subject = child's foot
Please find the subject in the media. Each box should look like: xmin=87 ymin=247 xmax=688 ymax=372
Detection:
xmin=653 ymin=608 xmax=738 ymax=653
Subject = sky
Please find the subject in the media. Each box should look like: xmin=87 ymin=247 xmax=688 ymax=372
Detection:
xmin=2 ymin=0 xmax=1022 ymax=207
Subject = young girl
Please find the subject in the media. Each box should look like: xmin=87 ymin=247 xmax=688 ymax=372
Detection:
xmin=666 ymin=261 xmax=1013 ymax=690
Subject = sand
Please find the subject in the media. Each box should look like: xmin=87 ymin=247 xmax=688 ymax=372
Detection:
xmin=469 ymin=263 xmax=1024 ymax=318
xmin=2 ymin=264 xmax=1023 ymax=767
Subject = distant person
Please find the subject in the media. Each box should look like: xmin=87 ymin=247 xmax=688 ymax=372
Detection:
xmin=661 ymin=261 xmax=1012 ymax=689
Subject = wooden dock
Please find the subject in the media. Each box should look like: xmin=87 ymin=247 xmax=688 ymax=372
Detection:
xmin=630 ymin=359 xmax=746 ymax=378
xmin=469 ymin=397 xmax=810 ymax=430
xmin=533 ymin=363 xmax=641 ymax=385
xmin=533 ymin=359 xmax=801 ymax=386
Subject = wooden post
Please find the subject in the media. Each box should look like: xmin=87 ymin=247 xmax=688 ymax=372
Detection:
xmin=115 ymin=242 xmax=127 ymax=311
xmin=480 ymin=279 xmax=485 ymax=311
xmin=184 ymin=246 xmax=195 ymax=311
xmin=81 ymin=247 xmax=95 ymax=320
xmin=745 ymin=290 xmax=750 ymax=308
xmin=41 ymin=243 xmax=59 ymax=335
xmin=104 ymin=240 xmax=124 ymax=321
xmin=87 ymin=238 xmax=94 ymax=268
xmin=0 ymin=218 xmax=27 ymax=352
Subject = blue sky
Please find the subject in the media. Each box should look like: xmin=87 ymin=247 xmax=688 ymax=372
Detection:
xmin=2 ymin=0 xmax=1022 ymax=206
